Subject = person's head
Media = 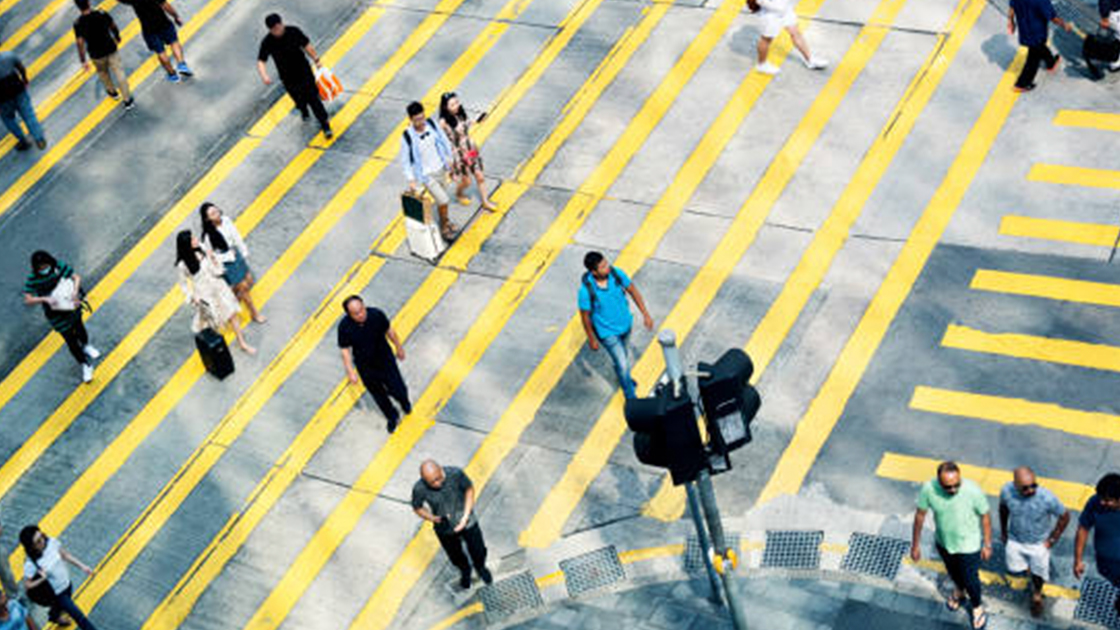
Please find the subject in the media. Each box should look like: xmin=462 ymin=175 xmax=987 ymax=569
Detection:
xmin=18 ymin=525 xmax=46 ymax=561
xmin=420 ymin=460 xmax=444 ymax=489
xmin=343 ymin=295 xmax=366 ymax=323
xmin=407 ymin=101 xmax=426 ymax=131
xmin=29 ymin=250 xmax=57 ymax=276
xmin=439 ymin=92 xmax=463 ymax=127
xmin=200 ymin=202 xmax=223 ymax=227
xmin=936 ymin=461 xmax=961 ymax=496
xmin=74 ymin=0 xmax=91 ymax=12
xmin=1013 ymin=466 xmax=1038 ymax=498
xmin=198 ymin=202 xmax=229 ymax=252
xmin=175 ymin=230 xmax=201 ymax=275
xmin=1097 ymin=472 xmax=1120 ymax=510
xmin=265 ymin=13 xmax=284 ymax=37
xmin=583 ymin=251 xmax=609 ymax=279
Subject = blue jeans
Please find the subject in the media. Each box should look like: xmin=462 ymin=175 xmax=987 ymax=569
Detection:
xmin=0 ymin=90 xmax=44 ymax=144
xmin=600 ymin=329 xmax=636 ymax=399
xmin=51 ymin=586 xmax=97 ymax=630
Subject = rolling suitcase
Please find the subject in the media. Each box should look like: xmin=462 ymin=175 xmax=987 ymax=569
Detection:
xmin=401 ymin=189 xmax=447 ymax=263
xmin=1083 ymin=30 xmax=1120 ymax=79
xmin=195 ymin=328 xmax=234 ymax=379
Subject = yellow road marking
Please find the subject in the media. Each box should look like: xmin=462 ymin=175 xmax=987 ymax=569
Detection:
xmin=910 ymin=385 xmax=1120 ymax=443
xmin=876 ymin=453 xmax=1094 ymax=510
xmin=522 ymin=0 xmax=912 ymax=544
xmin=0 ymin=3 xmax=389 ymax=425
xmin=1054 ymin=110 xmax=1120 ymax=132
xmin=970 ymin=269 xmax=1120 ymax=307
xmin=998 ymin=215 xmax=1118 ymax=247
xmin=756 ymin=49 xmax=1028 ymax=505
xmin=941 ymin=324 xmax=1120 ymax=372
xmin=1028 ymin=163 xmax=1120 ymax=190
xmin=0 ymin=0 xmax=52 ymax=29
xmin=2 ymin=0 xmax=115 ymax=58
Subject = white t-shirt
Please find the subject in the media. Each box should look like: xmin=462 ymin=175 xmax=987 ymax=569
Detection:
xmin=758 ymin=0 xmax=793 ymax=14
xmin=204 ymin=219 xmax=249 ymax=265
xmin=23 ymin=538 xmax=70 ymax=595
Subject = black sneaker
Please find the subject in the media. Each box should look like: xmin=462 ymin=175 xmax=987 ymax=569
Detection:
xmin=300 ymin=109 xmax=310 ymax=121
xmin=1013 ymin=83 xmax=1035 ymax=93
xmin=123 ymin=98 xmax=135 ymax=110
xmin=478 ymin=567 xmax=493 ymax=585
xmin=323 ymin=127 xmax=334 ymax=140
xmin=14 ymin=140 xmax=30 ymax=151
xmin=107 ymin=88 xmax=120 ymax=99
xmin=387 ymin=417 xmax=398 ymax=434
xmin=459 ymin=572 xmax=471 ymax=589
xmin=35 ymin=139 xmax=47 ymax=150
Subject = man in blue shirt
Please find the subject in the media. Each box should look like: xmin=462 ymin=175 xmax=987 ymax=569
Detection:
xmin=578 ymin=251 xmax=653 ymax=399
xmin=1074 ymin=472 xmax=1120 ymax=615
xmin=998 ymin=467 xmax=1070 ymax=617
xmin=1008 ymin=0 xmax=1071 ymax=91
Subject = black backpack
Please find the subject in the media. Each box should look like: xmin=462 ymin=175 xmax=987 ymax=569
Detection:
xmin=401 ymin=118 xmax=439 ymax=166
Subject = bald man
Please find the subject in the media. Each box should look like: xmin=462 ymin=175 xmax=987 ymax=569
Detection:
xmin=338 ymin=295 xmax=410 ymax=433
xmin=999 ymin=467 xmax=1070 ymax=617
xmin=411 ymin=460 xmax=492 ymax=589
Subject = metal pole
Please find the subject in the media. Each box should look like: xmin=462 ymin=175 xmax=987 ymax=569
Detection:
xmin=658 ymin=329 xmax=684 ymax=398
xmin=686 ymin=482 xmax=724 ymax=605
xmin=697 ymin=470 xmax=749 ymax=630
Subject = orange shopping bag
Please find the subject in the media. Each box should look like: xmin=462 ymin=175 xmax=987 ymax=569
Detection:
xmin=315 ymin=66 xmax=343 ymax=103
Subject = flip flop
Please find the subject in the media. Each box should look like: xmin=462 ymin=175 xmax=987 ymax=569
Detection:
xmin=971 ymin=608 xmax=987 ymax=629
xmin=945 ymin=593 xmax=961 ymax=612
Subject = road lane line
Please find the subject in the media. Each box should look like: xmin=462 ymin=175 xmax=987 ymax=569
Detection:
xmin=998 ymin=215 xmax=1118 ymax=246
xmin=1028 ymin=164 xmax=1120 ymax=190
xmin=941 ymin=324 xmax=1120 ymax=372
xmin=910 ymin=385 xmax=1120 ymax=442
xmin=1053 ymin=110 xmax=1120 ymax=132
xmin=756 ymin=45 xmax=1028 ymax=505
xmin=970 ymin=269 xmax=1120 ymax=307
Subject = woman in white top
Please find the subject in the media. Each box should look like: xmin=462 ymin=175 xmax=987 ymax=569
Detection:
xmin=18 ymin=526 xmax=96 ymax=630
xmin=199 ymin=202 xmax=266 ymax=324
xmin=176 ymin=230 xmax=256 ymax=354
xmin=747 ymin=0 xmax=828 ymax=75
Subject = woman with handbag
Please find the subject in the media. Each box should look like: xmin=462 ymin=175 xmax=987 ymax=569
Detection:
xmin=199 ymin=202 xmax=266 ymax=325
xmin=438 ymin=92 xmax=496 ymax=212
xmin=176 ymin=231 xmax=255 ymax=354
xmin=18 ymin=526 xmax=96 ymax=630
xmin=21 ymin=251 xmax=99 ymax=383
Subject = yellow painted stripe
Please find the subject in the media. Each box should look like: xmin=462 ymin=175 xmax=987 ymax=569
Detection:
xmin=2 ymin=0 xmax=116 ymax=58
xmin=1028 ymin=163 xmax=1120 ymax=190
xmin=911 ymin=385 xmax=1120 ymax=443
xmin=876 ymin=453 xmax=1094 ymax=510
xmin=524 ymin=0 xmax=911 ymax=546
xmin=941 ymin=324 xmax=1120 ymax=372
xmin=971 ymin=269 xmax=1120 ymax=307
xmin=0 ymin=0 xmax=48 ymax=28
xmin=1054 ymin=110 xmax=1120 ymax=133
xmin=998 ymin=215 xmax=1118 ymax=247
xmin=756 ymin=50 xmax=1028 ymax=504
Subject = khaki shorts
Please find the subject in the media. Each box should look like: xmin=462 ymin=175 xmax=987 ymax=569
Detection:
xmin=1005 ymin=539 xmax=1051 ymax=581
xmin=422 ymin=171 xmax=452 ymax=207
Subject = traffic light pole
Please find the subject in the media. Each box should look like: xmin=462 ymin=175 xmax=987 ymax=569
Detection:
xmin=685 ymin=482 xmax=724 ymax=605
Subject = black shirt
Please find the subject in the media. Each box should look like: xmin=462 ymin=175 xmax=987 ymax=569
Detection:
xmin=119 ymin=0 xmax=172 ymax=34
xmin=258 ymin=26 xmax=314 ymax=87
xmin=74 ymin=10 xmax=119 ymax=59
xmin=337 ymin=307 xmax=397 ymax=377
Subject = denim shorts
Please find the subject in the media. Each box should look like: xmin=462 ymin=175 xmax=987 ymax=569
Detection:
xmin=142 ymin=24 xmax=179 ymax=53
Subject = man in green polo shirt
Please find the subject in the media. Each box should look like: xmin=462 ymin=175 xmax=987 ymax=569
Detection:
xmin=910 ymin=461 xmax=993 ymax=629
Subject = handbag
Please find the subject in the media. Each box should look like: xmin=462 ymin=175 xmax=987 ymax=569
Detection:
xmin=24 ymin=559 xmax=56 ymax=607
xmin=314 ymin=66 xmax=343 ymax=103
xmin=48 ymin=277 xmax=78 ymax=311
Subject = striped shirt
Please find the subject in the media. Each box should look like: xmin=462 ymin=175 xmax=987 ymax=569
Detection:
xmin=24 ymin=262 xmax=81 ymax=333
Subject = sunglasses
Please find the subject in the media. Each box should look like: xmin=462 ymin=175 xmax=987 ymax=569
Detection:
xmin=940 ymin=482 xmax=961 ymax=491
xmin=1018 ymin=483 xmax=1039 ymax=491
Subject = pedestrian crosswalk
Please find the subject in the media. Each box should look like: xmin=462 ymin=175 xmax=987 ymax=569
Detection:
xmin=0 ymin=0 xmax=1113 ymax=628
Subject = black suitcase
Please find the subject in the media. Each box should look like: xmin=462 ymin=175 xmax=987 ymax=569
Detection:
xmin=1083 ymin=31 xmax=1120 ymax=79
xmin=195 ymin=328 xmax=234 ymax=379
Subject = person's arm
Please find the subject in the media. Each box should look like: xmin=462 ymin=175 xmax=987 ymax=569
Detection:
xmin=413 ymin=505 xmax=442 ymax=525
xmin=161 ymin=1 xmax=182 ymax=26
xmin=14 ymin=61 xmax=28 ymax=86
xmin=1008 ymin=7 xmax=1016 ymax=34
xmin=227 ymin=223 xmax=249 ymax=260
xmin=455 ymin=484 xmax=475 ymax=533
xmin=59 ymin=548 xmax=93 ymax=576
xmin=998 ymin=502 xmax=1009 ymax=543
xmin=910 ymin=508 xmax=927 ymax=561
xmin=70 ymin=273 xmax=81 ymax=300
xmin=580 ymin=310 xmax=599 ymax=351
xmin=1052 ymin=15 xmax=1072 ymax=31
xmin=387 ymin=326 xmax=405 ymax=361
xmin=23 ymin=293 xmax=48 ymax=306
xmin=303 ymin=42 xmax=322 ymax=68
xmin=340 ymin=347 xmax=359 ymax=384
xmin=256 ymin=60 xmax=271 ymax=85
xmin=1074 ymin=525 xmax=1090 ymax=578
xmin=401 ymin=133 xmax=417 ymax=190
xmin=177 ymin=264 xmax=197 ymax=304
xmin=625 ymin=283 xmax=654 ymax=330
xmin=980 ymin=512 xmax=993 ymax=560
xmin=108 ymin=15 xmax=121 ymax=43
xmin=75 ymin=34 xmax=91 ymax=70
xmin=1047 ymin=511 xmax=1071 ymax=548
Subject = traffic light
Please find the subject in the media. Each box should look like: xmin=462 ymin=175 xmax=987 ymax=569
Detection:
xmin=624 ymin=384 xmax=706 ymax=485
xmin=698 ymin=349 xmax=759 ymax=456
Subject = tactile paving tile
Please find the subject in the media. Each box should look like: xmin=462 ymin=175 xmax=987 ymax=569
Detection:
xmin=761 ymin=530 xmax=824 ymax=570
xmin=1075 ymin=577 xmax=1120 ymax=629
xmin=479 ymin=570 xmax=544 ymax=624
xmin=684 ymin=533 xmax=741 ymax=574
xmin=840 ymin=533 xmax=909 ymax=581
xmin=559 ymin=545 xmax=626 ymax=598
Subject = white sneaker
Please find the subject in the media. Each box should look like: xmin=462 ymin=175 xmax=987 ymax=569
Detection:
xmin=757 ymin=62 xmax=781 ymax=75
xmin=1110 ymin=59 xmax=1120 ymax=72
xmin=84 ymin=345 xmax=100 ymax=360
xmin=81 ymin=364 xmax=94 ymax=383
xmin=805 ymin=56 xmax=829 ymax=70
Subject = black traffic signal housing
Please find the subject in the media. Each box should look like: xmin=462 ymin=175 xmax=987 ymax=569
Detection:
xmin=624 ymin=384 xmax=706 ymax=486
xmin=698 ymin=349 xmax=759 ymax=457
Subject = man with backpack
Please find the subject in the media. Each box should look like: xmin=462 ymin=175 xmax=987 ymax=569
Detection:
xmin=578 ymin=251 xmax=654 ymax=399
xmin=401 ymin=101 xmax=457 ymax=242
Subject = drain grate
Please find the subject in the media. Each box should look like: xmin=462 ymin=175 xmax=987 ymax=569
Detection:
xmin=841 ymin=533 xmax=909 ymax=581
xmin=684 ymin=534 xmax=741 ymax=574
xmin=479 ymin=570 xmax=544 ymax=624
xmin=1075 ymin=577 xmax=1120 ymax=629
xmin=762 ymin=530 xmax=823 ymax=570
xmin=559 ymin=545 xmax=625 ymax=598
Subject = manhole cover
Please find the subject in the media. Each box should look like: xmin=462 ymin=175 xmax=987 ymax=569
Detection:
xmin=841 ymin=533 xmax=909 ymax=581
xmin=559 ymin=545 xmax=625 ymax=598
xmin=762 ymin=530 xmax=823 ymax=570
xmin=1075 ymin=577 xmax=1120 ymax=629
xmin=479 ymin=570 xmax=544 ymax=624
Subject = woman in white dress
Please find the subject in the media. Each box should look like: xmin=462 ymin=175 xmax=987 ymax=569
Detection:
xmin=200 ymin=202 xmax=265 ymax=324
xmin=175 ymin=230 xmax=255 ymax=354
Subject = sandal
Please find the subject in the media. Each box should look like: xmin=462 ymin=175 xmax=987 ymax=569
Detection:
xmin=971 ymin=607 xmax=987 ymax=629
xmin=945 ymin=592 xmax=962 ymax=612
xmin=1029 ymin=594 xmax=1043 ymax=618
xmin=457 ymin=196 xmax=472 ymax=206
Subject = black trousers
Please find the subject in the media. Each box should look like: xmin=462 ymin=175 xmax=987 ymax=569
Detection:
xmin=359 ymin=365 xmax=410 ymax=422
xmin=1016 ymin=43 xmax=1057 ymax=88
xmin=60 ymin=317 xmax=89 ymax=366
xmin=285 ymin=82 xmax=329 ymax=130
xmin=938 ymin=545 xmax=983 ymax=607
xmin=437 ymin=524 xmax=487 ymax=575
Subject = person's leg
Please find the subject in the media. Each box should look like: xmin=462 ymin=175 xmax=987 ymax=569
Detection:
xmin=786 ymin=25 xmax=813 ymax=62
xmin=91 ymin=57 xmax=117 ymax=96
xmin=170 ymin=41 xmax=185 ymax=65
xmin=1016 ymin=44 xmax=1043 ymax=89
xmin=61 ymin=326 xmax=89 ymax=366
xmin=956 ymin=550 xmax=983 ymax=618
xmin=473 ymin=167 xmax=495 ymax=209
xmin=307 ymin=95 xmax=330 ymax=132
xmin=425 ymin=175 xmax=455 ymax=237
xmin=360 ymin=374 xmax=401 ymax=430
xmin=234 ymin=276 xmax=262 ymax=322
xmin=14 ymin=91 xmax=44 ymax=145
xmin=600 ymin=332 xmax=636 ymax=399
xmin=383 ymin=366 xmax=411 ymax=415
xmin=0 ymin=99 xmax=29 ymax=146
xmin=936 ymin=545 xmax=967 ymax=604
xmin=108 ymin=53 xmax=131 ymax=102
xmin=54 ymin=587 xmax=96 ymax=630
xmin=157 ymin=50 xmax=176 ymax=75
xmin=436 ymin=531 xmax=472 ymax=586
xmin=462 ymin=524 xmax=492 ymax=583
xmin=226 ymin=314 xmax=255 ymax=354
xmin=757 ymin=35 xmax=772 ymax=65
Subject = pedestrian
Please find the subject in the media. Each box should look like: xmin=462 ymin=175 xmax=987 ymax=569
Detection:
xmin=257 ymin=13 xmax=332 ymax=139
xmin=118 ymin=0 xmax=191 ymax=83
xmin=338 ymin=295 xmax=410 ymax=433
xmin=72 ymin=0 xmax=133 ymax=109
xmin=0 ymin=589 xmax=36 ymax=630
xmin=1074 ymin=472 xmax=1120 ymax=616
xmin=746 ymin=0 xmax=828 ymax=75
xmin=910 ymin=461 xmax=993 ymax=630
xmin=175 ymin=231 xmax=255 ymax=354
xmin=18 ymin=526 xmax=97 ymax=630
xmin=577 ymin=251 xmax=654 ymax=400
xmin=1103 ymin=0 xmax=1120 ymax=36
xmin=0 ymin=51 xmax=46 ymax=151
xmin=199 ymin=203 xmax=265 ymax=324
xmin=438 ymin=92 xmax=496 ymax=212
xmin=22 ymin=251 xmax=98 ymax=383
xmin=1007 ymin=0 xmax=1070 ymax=92
xmin=998 ymin=466 xmax=1070 ymax=617
xmin=401 ymin=101 xmax=458 ymax=242
xmin=411 ymin=460 xmax=492 ymax=589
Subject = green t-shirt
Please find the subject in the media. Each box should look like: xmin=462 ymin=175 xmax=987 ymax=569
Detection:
xmin=917 ymin=479 xmax=990 ymax=554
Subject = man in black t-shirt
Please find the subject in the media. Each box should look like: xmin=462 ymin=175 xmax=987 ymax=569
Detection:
xmin=257 ymin=13 xmax=333 ymax=139
xmin=338 ymin=295 xmax=410 ymax=432
xmin=118 ymin=0 xmax=192 ymax=82
xmin=73 ymin=0 xmax=132 ymax=108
